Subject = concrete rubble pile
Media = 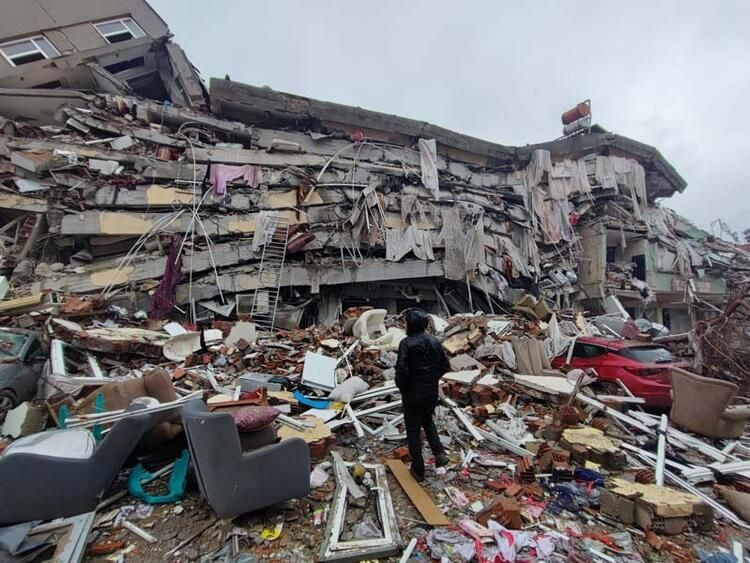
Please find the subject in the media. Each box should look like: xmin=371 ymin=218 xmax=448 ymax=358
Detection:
xmin=2 ymin=302 xmax=750 ymax=561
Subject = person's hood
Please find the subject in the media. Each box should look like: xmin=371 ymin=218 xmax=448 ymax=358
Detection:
xmin=405 ymin=309 xmax=429 ymax=336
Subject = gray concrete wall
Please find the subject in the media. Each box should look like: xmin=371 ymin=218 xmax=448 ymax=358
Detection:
xmin=0 ymin=0 xmax=169 ymax=74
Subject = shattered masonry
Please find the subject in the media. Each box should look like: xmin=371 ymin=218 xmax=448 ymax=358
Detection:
xmin=2 ymin=78 xmax=749 ymax=324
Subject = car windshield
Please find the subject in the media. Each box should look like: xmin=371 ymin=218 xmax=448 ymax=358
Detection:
xmin=618 ymin=346 xmax=675 ymax=364
xmin=0 ymin=331 xmax=28 ymax=358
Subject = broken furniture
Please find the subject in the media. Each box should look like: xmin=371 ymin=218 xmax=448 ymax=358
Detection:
xmin=351 ymin=309 xmax=405 ymax=351
xmin=128 ymin=449 xmax=190 ymax=504
xmin=76 ymin=368 xmax=184 ymax=448
xmin=319 ymin=457 xmax=401 ymax=561
xmin=181 ymin=399 xmax=310 ymax=518
xmin=669 ymin=367 xmax=750 ymax=439
xmin=0 ymin=404 xmax=151 ymax=525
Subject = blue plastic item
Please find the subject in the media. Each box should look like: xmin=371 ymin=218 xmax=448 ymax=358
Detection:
xmin=292 ymin=389 xmax=331 ymax=409
xmin=127 ymin=449 xmax=190 ymax=504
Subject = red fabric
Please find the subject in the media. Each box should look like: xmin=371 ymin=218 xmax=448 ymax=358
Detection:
xmin=233 ymin=406 xmax=280 ymax=432
xmin=150 ymin=235 xmax=182 ymax=320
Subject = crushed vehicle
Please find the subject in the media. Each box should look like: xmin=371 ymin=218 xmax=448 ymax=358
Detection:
xmin=0 ymin=328 xmax=47 ymax=421
xmin=551 ymin=335 xmax=685 ymax=408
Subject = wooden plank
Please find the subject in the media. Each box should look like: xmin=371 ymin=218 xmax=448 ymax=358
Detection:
xmin=385 ymin=459 xmax=450 ymax=526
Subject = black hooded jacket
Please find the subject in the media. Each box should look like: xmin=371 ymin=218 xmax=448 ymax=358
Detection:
xmin=395 ymin=309 xmax=451 ymax=400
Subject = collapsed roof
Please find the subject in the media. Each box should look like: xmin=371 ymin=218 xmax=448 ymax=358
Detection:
xmin=0 ymin=53 xmax=744 ymax=328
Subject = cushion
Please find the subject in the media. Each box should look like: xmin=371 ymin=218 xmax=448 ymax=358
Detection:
xmin=233 ymin=406 xmax=280 ymax=432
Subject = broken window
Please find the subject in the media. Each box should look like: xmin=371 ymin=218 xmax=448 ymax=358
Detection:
xmin=93 ymin=17 xmax=146 ymax=44
xmin=0 ymin=330 xmax=27 ymax=358
xmin=571 ymin=342 xmax=607 ymax=359
xmin=0 ymin=36 xmax=59 ymax=66
xmin=617 ymin=346 xmax=675 ymax=363
xmin=632 ymin=254 xmax=646 ymax=281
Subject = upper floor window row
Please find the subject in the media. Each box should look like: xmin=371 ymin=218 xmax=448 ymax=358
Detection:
xmin=0 ymin=17 xmax=146 ymax=67
xmin=0 ymin=36 xmax=59 ymax=67
xmin=93 ymin=18 xmax=146 ymax=44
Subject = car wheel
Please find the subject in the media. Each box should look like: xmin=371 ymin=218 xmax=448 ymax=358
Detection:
xmin=0 ymin=390 xmax=16 ymax=424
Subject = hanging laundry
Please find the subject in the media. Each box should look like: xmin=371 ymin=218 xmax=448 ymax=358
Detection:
xmin=209 ymin=163 xmax=261 ymax=195
xmin=418 ymin=138 xmax=439 ymax=199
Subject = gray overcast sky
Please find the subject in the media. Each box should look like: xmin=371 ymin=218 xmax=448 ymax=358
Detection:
xmin=152 ymin=0 xmax=750 ymax=235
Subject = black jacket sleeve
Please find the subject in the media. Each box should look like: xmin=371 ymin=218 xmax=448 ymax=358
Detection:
xmin=436 ymin=342 xmax=451 ymax=378
xmin=395 ymin=338 xmax=409 ymax=391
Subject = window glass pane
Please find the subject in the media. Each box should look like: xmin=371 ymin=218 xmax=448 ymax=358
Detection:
xmin=0 ymin=331 xmax=28 ymax=357
xmin=123 ymin=18 xmax=146 ymax=38
xmin=618 ymin=346 xmax=675 ymax=363
xmin=106 ymin=31 xmax=134 ymax=44
xmin=34 ymin=37 xmax=58 ymax=58
xmin=2 ymin=40 xmax=37 ymax=58
xmin=96 ymin=21 xmax=128 ymax=36
xmin=10 ymin=52 xmax=45 ymax=65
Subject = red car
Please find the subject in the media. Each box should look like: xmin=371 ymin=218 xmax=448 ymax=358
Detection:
xmin=550 ymin=336 xmax=685 ymax=408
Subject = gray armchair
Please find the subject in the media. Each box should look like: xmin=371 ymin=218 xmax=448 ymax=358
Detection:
xmin=182 ymin=399 xmax=310 ymax=518
xmin=0 ymin=407 xmax=150 ymax=525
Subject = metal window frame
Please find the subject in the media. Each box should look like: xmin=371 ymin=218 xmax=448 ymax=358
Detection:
xmin=0 ymin=35 xmax=60 ymax=67
xmin=319 ymin=461 xmax=401 ymax=561
xmin=93 ymin=17 xmax=145 ymax=43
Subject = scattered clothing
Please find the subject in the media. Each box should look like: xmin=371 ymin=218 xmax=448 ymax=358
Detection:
xmin=209 ymin=164 xmax=260 ymax=195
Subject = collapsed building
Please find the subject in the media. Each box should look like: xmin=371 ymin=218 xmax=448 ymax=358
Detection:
xmin=5 ymin=2 xmax=750 ymax=561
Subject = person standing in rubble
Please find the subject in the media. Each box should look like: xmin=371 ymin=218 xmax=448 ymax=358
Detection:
xmin=395 ymin=308 xmax=451 ymax=481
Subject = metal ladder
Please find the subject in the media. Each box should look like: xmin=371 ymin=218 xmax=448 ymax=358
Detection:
xmin=250 ymin=217 xmax=289 ymax=332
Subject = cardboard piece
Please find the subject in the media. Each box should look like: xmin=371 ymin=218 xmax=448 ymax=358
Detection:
xmin=277 ymin=415 xmax=332 ymax=443
xmin=386 ymin=459 xmax=450 ymax=526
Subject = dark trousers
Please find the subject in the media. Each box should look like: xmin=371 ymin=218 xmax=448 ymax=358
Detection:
xmin=403 ymin=395 xmax=443 ymax=478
